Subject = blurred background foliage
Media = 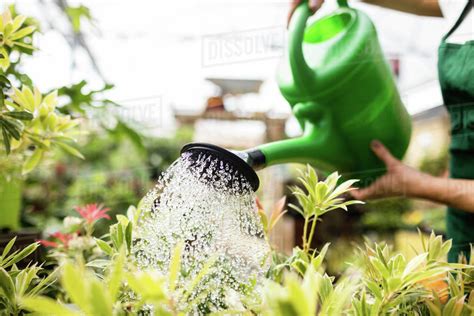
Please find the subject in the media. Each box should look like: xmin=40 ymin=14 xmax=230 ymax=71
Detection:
xmin=21 ymin=125 xmax=193 ymax=236
xmin=0 ymin=2 xmax=193 ymax=236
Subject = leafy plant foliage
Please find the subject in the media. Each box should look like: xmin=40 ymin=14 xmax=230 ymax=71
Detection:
xmin=1 ymin=168 xmax=472 ymax=315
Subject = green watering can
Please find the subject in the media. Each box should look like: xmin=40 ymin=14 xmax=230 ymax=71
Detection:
xmin=182 ymin=0 xmax=411 ymax=191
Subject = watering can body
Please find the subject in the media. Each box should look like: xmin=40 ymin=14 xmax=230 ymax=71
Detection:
xmin=255 ymin=0 xmax=411 ymax=183
xmin=181 ymin=0 xmax=412 ymax=191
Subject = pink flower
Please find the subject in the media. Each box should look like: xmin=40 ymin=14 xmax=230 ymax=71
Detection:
xmin=38 ymin=232 xmax=73 ymax=248
xmin=74 ymin=203 xmax=111 ymax=224
xmin=38 ymin=240 xmax=59 ymax=248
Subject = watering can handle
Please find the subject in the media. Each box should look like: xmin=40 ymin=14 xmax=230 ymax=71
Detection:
xmin=287 ymin=3 xmax=314 ymax=93
xmin=338 ymin=0 xmax=349 ymax=7
xmin=287 ymin=0 xmax=349 ymax=93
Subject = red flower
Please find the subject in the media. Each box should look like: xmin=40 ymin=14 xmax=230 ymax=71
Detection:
xmin=38 ymin=240 xmax=59 ymax=248
xmin=74 ymin=203 xmax=111 ymax=224
xmin=38 ymin=232 xmax=73 ymax=248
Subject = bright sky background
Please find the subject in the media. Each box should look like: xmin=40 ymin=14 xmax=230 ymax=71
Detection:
xmin=12 ymin=0 xmax=460 ymax=132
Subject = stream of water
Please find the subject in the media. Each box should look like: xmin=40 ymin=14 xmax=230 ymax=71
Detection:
xmin=133 ymin=151 xmax=269 ymax=313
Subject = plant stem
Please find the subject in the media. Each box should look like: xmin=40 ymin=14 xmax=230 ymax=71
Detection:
xmin=302 ymin=216 xmax=309 ymax=252
xmin=306 ymin=215 xmax=318 ymax=255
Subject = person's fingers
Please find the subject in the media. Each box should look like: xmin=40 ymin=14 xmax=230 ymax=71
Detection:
xmin=287 ymin=0 xmax=302 ymax=27
xmin=309 ymin=0 xmax=324 ymax=12
xmin=288 ymin=0 xmax=323 ymax=28
xmin=351 ymin=174 xmax=396 ymax=200
xmin=371 ymin=140 xmax=398 ymax=167
xmin=351 ymin=182 xmax=380 ymax=201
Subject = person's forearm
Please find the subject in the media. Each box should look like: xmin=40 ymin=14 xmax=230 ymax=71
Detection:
xmin=361 ymin=0 xmax=443 ymax=17
xmin=411 ymin=174 xmax=474 ymax=212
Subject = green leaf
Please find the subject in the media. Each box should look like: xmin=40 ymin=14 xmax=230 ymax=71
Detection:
xmin=0 ymin=118 xmax=21 ymax=140
xmin=425 ymin=298 xmax=442 ymax=316
xmin=0 ymin=48 xmax=11 ymax=73
xmin=29 ymin=268 xmax=59 ymax=297
xmin=11 ymin=15 xmax=27 ymax=32
xmin=95 ymin=238 xmax=113 ymax=256
xmin=1 ymin=237 xmax=16 ymax=259
xmin=126 ymin=271 xmax=166 ymax=304
xmin=169 ymin=242 xmax=184 ymax=293
xmin=402 ymin=253 xmax=428 ymax=278
xmin=0 ymin=90 xmax=5 ymax=109
xmin=387 ymin=276 xmax=402 ymax=292
xmin=443 ymin=296 xmax=465 ymax=316
xmin=16 ymin=266 xmax=40 ymax=296
xmin=107 ymin=248 xmax=125 ymax=301
xmin=0 ymin=75 xmax=12 ymax=88
xmin=370 ymin=257 xmax=390 ymax=279
xmin=10 ymin=25 xmax=36 ymax=41
xmin=65 ymin=5 xmax=92 ymax=33
xmin=0 ymin=267 xmax=15 ymax=302
xmin=2 ymin=126 xmax=11 ymax=154
xmin=13 ymin=41 xmax=35 ymax=51
xmin=365 ymin=279 xmax=383 ymax=300
xmin=117 ymin=223 xmax=124 ymax=247
xmin=125 ymin=221 xmax=132 ymax=253
xmin=22 ymin=148 xmax=43 ymax=174
xmin=311 ymin=243 xmax=330 ymax=270
xmin=61 ymin=262 xmax=89 ymax=313
xmin=2 ymin=242 xmax=38 ymax=269
xmin=85 ymin=259 xmax=110 ymax=269
xmin=89 ymin=279 xmax=113 ymax=315
xmin=5 ymin=111 xmax=33 ymax=120
xmin=21 ymin=296 xmax=80 ymax=316
xmin=126 ymin=205 xmax=140 ymax=226
xmin=301 ymin=265 xmax=319 ymax=313
xmin=110 ymin=225 xmax=119 ymax=250
xmin=467 ymin=290 xmax=474 ymax=310
xmin=55 ymin=141 xmax=84 ymax=159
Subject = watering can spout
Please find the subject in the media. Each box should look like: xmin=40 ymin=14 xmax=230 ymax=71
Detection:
xmin=244 ymin=122 xmax=353 ymax=174
xmin=180 ymin=101 xmax=353 ymax=192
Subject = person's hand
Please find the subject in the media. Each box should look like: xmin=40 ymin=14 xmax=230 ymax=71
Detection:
xmin=351 ymin=140 xmax=424 ymax=200
xmin=288 ymin=0 xmax=325 ymax=27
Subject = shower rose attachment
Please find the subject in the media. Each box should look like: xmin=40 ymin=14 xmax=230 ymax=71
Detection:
xmin=181 ymin=0 xmax=411 ymax=191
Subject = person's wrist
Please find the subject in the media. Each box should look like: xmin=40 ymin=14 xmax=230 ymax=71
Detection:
xmin=406 ymin=171 xmax=434 ymax=199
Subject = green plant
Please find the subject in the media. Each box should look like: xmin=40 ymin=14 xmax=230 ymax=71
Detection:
xmin=21 ymin=251 xmax=127 ymax=316
xmin=1 ymin=86 xmax=83 ymax=176
xmin=0 ymin=8 xmax=36 ymax=73
xmin=351 ymin=235 xmax=453 ymax=314
xmin=0 ymin=238 xmax=57 ymax=315
xmin=5 ymin=165 xmax=474 ymax=315
xmin=289 ymin=167 xmax=363 ymax=255
xmin=264 ymin=263 xmax=357 ymax=316
xmin=22 ymin=239 xmax=221 ymax=315
xmin=0 ymin=6 xmax=87 ymax=231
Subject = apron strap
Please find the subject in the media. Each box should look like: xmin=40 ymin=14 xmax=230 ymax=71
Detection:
xmin=442 ymin=0 xmax=474 ymax=41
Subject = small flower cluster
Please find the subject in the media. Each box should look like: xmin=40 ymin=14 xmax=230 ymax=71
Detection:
xmin=75 ymin=203 xmax=111 ymax=224
xmin=38 ymin=203 xmax=110 ymax=259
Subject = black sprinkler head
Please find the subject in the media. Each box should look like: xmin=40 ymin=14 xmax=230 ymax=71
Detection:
xmin=180 ymin=143 xmax=260 ymax=192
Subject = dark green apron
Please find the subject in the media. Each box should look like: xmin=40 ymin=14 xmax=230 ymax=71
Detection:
xmin=438 ymin=0 xmax=474 ymax=263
